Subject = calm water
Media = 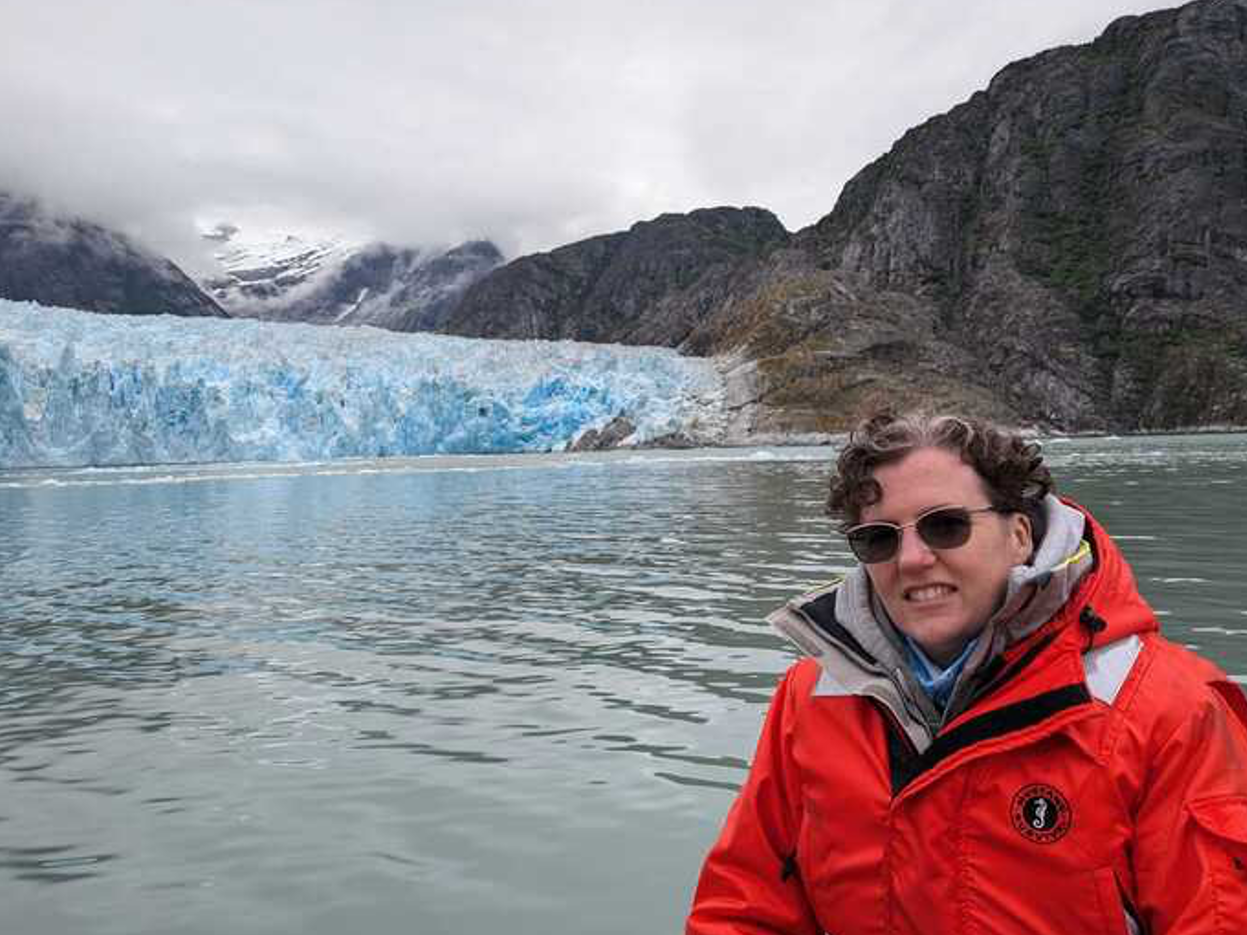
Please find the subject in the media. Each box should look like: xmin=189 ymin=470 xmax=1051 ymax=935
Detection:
xmin=2 ymin=436 xmax=1245 ymax=935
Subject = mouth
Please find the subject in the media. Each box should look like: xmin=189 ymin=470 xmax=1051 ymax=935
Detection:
xmin=904 ymin=584 xmax=956 ymax=603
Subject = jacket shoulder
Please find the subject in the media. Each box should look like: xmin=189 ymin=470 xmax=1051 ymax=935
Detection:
xmin=1120 ymin=634 xmax=1247 ymax=737
xmin=765 ymin=658 xmax=836 ymax=731
xmin=782 ymin=657 xmax=825 ymax=701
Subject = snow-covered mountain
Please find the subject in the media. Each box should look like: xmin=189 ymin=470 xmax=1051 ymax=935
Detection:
xmin=200 ymin=224 xmax=502 ymax=331
xmin=201 ymin=223 xmax=357 ymax=306
xmin=0 ymin=193 xmax=226 ymax=318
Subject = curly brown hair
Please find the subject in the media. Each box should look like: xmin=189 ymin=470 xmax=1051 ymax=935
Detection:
xmin=827 ymin=411 xmax=1054 ymax=537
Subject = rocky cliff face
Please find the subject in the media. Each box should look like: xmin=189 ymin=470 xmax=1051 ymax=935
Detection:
xmin=0 ymin=193 xmax=227 ymax=318
xmin=443 ymin=206 xmax=789 ymax=346
xmin=754 ymin=0 xmax=1247 ymax=431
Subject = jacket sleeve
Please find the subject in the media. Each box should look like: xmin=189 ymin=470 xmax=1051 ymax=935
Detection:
xmin=1134 ymin=675 xmax=1247 ymax=934
xmin=686 ymin=666 xmax=821 ymax=935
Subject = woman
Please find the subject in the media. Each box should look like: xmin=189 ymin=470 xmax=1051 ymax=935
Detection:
xmin=687 ymin=412 xmax=1247 ymax=935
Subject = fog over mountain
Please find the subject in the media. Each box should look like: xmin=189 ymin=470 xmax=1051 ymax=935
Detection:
xmin=0 ymin=1 xmax=1180 ymax=272
xmin=0 ymin=192 xmax=225 ymax=319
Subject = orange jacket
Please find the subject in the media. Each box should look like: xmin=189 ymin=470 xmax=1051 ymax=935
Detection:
xmin=688 ymin=506 xmax=1247 ymax=935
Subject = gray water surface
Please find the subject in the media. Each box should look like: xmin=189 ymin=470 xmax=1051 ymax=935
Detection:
xmin=2 ymin=437 xmax=1245 ymax=934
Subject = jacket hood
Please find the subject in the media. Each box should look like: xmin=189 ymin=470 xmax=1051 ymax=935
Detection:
xmin=1068 ymin=500 xmax=1160 ymax=647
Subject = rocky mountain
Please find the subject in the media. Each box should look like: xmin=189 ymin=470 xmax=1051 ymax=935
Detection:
xmin=441 ymin=206 xmax=789 ymax=345
xmin=801 ymin=0 xmax=1247 ymax=429
xmin=701 ymin=0 xmax=1247 ymax=433
xmin=438 ymin=0 xmax=1247 ymax=434
xmin=0 ymin=193 xmax=226 ymax=318
xmin=202 ymin=225 xmax=502 ymax=331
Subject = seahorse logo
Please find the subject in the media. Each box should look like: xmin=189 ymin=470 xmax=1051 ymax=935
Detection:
xmin=1011 ymin=783 xmax=1072 ymax=844
xmin=1032 ymin=798 xmax=1048 ymax=829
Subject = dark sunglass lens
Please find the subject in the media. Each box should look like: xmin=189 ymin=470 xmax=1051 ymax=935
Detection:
xmin=917 ymin=509 xmax=973 ymax=549
xmin=847 ymin=524 xmax=898 ymax=563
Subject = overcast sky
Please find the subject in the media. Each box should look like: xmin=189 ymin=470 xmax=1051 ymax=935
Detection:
xmin=1 ymin=0 xmax=1181 ymax=274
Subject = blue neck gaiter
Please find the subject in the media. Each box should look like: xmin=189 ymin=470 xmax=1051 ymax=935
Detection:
xmin=902 ymin=633 xmax=980 ymax=712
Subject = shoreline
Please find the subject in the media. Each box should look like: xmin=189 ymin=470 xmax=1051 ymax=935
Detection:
xmin=690 ymin=423 xmax=1247 ymax=452
xmin=4 ymin=426 xmax=1246 ymax=474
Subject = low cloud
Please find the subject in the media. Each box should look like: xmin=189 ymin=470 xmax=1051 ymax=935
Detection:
xmin=0 ymin=0 xmax=1178 ymax=273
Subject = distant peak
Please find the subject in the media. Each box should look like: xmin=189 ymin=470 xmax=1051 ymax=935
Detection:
xmin=201 ymin=222 xmax=240 ymax=244
xmin=449 ymin=239 xmax=504 ymax=261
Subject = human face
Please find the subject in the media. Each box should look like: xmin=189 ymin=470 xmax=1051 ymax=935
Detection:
xmin=857 ymin=447 xmax=1033 ymax=666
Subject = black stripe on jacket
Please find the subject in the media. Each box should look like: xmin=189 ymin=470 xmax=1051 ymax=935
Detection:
xmin=888 ymin=683 xmax=1092 ymax=796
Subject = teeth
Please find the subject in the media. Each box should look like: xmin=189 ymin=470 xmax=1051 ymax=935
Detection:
xmin=906 ymin=585 xmax=954 ymax=602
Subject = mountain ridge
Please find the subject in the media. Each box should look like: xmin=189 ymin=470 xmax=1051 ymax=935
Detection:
xmin=440 ymin=206 xmax=790 ymax=346
xmin=0 ymin=193 xmax=226 ymax=319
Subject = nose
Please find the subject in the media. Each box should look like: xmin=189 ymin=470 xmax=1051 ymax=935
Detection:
xmin=895 ymin=525 xmax=937 ymax=571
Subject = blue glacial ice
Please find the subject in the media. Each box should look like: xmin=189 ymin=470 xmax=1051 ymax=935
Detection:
xmin=0 ymin=301 xmax=726 ymax=468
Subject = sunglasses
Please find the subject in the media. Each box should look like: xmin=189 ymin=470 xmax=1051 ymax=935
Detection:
xmin=844 ymin=505 xmax=1002 ymax=564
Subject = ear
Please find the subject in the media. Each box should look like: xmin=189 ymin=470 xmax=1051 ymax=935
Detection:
xmin=1008 ymin=511 xmax=1034 ymax=565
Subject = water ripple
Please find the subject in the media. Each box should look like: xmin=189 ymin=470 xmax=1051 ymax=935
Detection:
xmin=1 ymin=438 xmax=1245 ymax=933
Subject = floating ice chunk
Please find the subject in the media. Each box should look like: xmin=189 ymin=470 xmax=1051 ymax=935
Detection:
xmin=0 ymin=301 xmax=725 ymax=468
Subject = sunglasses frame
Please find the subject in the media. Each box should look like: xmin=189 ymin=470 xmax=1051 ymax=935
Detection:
xmin=844 ymin=505 xmax=1002 ymax=564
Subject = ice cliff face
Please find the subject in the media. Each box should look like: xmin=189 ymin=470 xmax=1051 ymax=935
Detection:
xmin=201 ymin=225 xmax=502 ymax=332
xmin=0 ymin=300 xmax=724 ymax=469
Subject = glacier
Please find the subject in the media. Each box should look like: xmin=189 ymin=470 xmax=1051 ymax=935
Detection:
xmin=0 ymin=301 xmax=726 ymax=469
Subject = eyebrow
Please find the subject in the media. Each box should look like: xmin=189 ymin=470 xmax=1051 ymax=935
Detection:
xmin=858 ymin=502 xmax=962 ymax=525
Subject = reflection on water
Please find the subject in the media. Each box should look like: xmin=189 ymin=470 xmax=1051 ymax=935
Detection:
xmin=1 ymin=437 xmax=1245 ymax=934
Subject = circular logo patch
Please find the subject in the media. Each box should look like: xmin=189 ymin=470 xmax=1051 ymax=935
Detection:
xmin=1011 ymin=784 xmax=1072 ymax=844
